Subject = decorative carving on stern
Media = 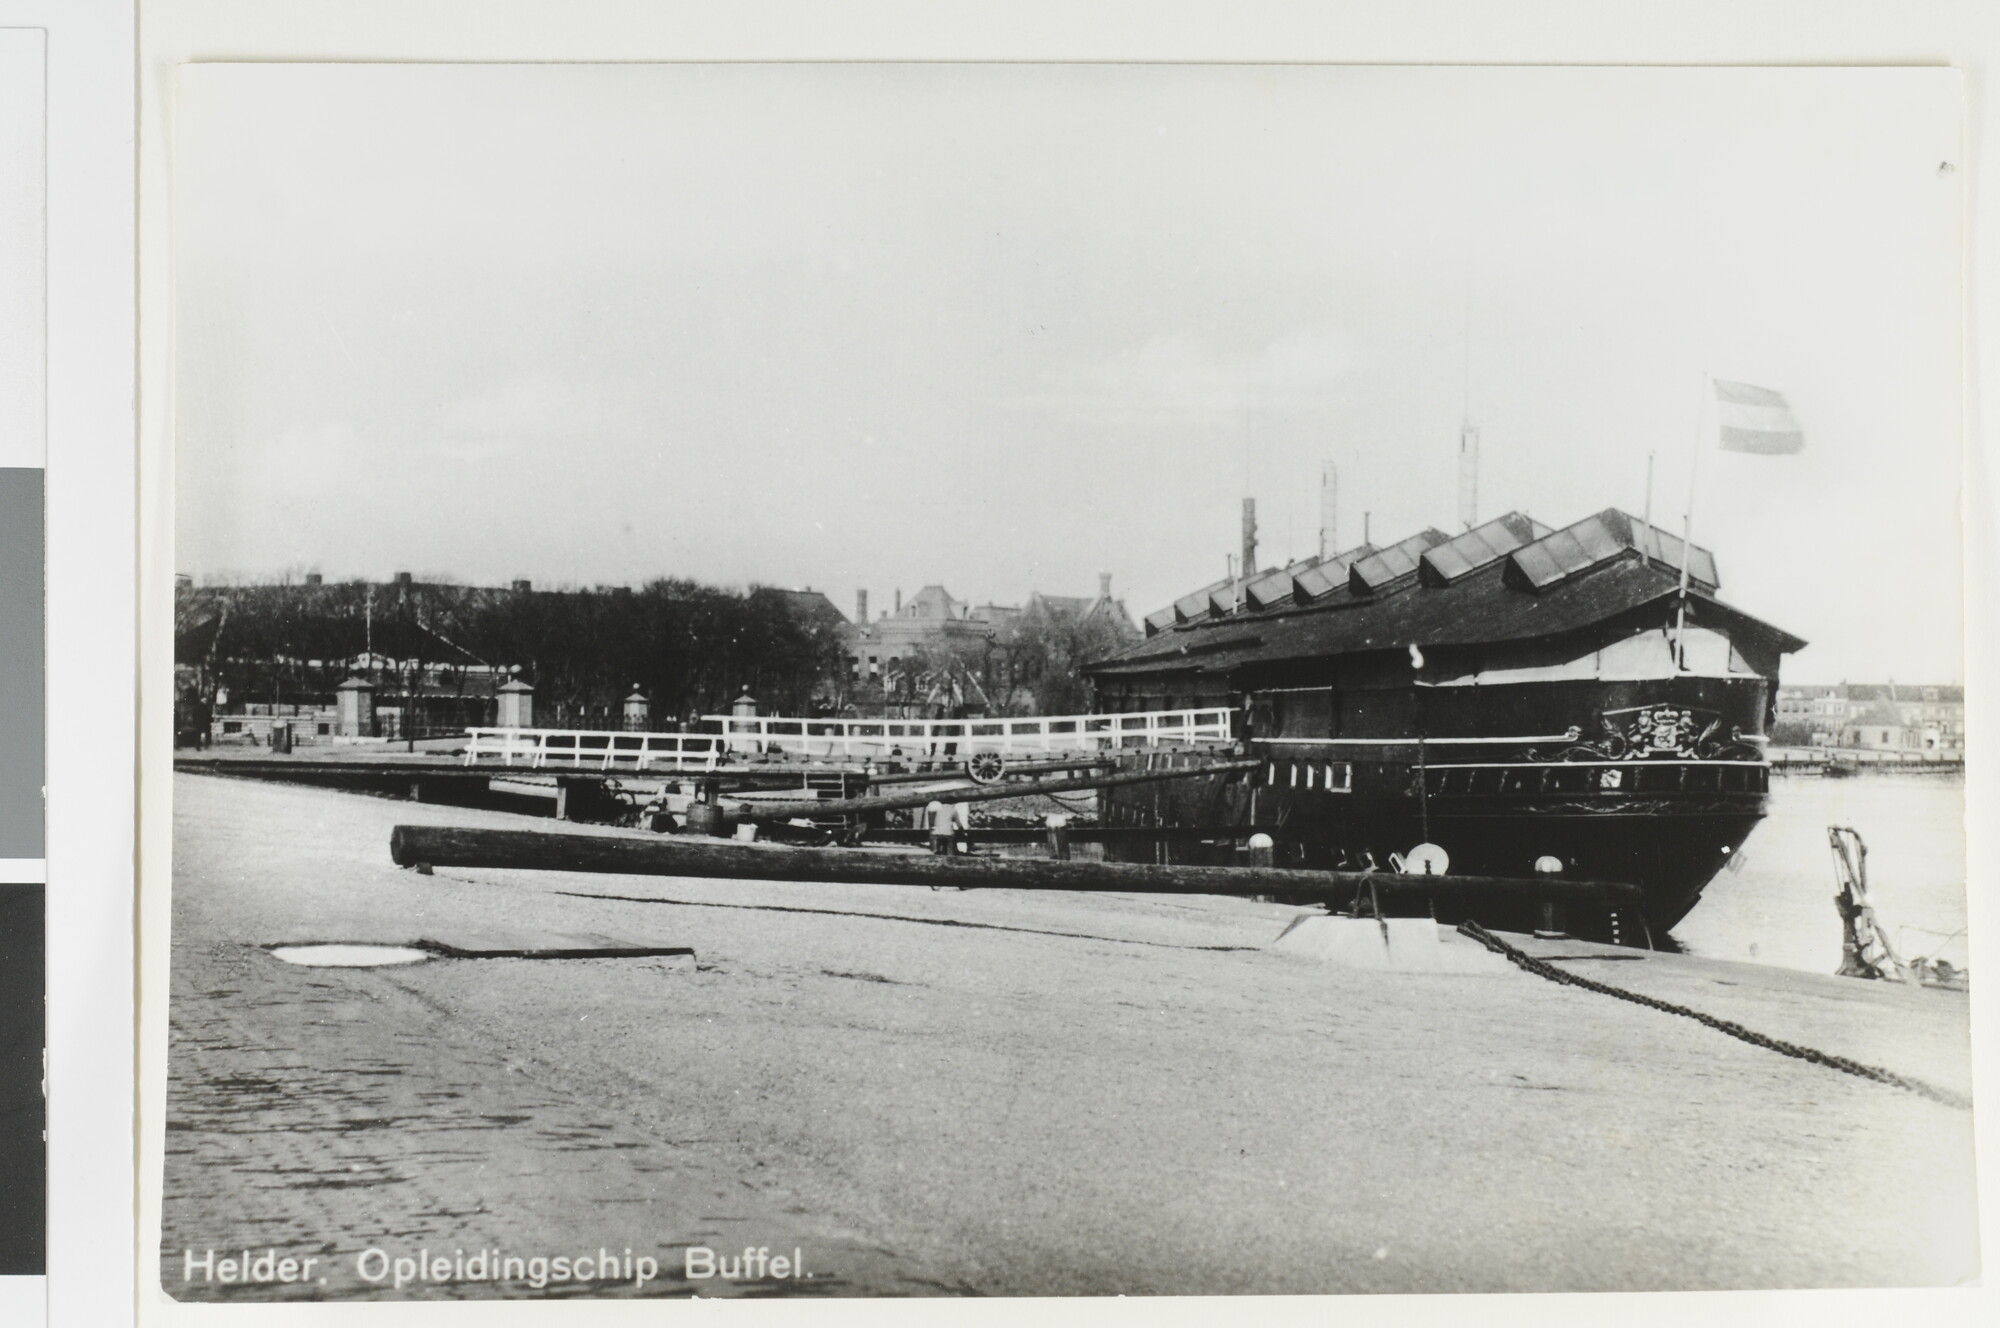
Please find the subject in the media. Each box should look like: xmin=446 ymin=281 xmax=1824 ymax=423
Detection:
xmin=1532 ymin=705 xmax=1761 ymax=763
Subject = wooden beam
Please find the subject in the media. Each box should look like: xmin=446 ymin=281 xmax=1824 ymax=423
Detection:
xmin=387 ymin=824 xmax=1647 ymax=907
xmin=865 ymin=756 xmax=1113 ymax=787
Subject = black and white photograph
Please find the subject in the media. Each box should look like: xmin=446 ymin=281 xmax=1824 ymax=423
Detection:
xmin=157 ymin=61 xmax=1974 ymax=1301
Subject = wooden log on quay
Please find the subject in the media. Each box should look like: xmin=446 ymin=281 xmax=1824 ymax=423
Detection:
xmin=387 ymin=824 xmax=1647 ymax=910
xmin=729 ymin=758 xmax=1262 ymax=824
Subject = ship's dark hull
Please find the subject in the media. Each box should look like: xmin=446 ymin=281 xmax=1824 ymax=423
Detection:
xmin=1103 ymin=764 xmax=1765 ymax=938
xmin=1399 ymin=797 xmax=1763 ymax=932
xmin=1100 ymin=734 xmax=1772 ymax=941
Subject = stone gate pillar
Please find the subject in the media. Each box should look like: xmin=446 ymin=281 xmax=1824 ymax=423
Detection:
xmin=497 ymin=677 xmax=535 ymax=729
xmin=335 ymin=677 xmax=375 ymax=738
xmin=623 ymin=688 xmax=651 ymax=732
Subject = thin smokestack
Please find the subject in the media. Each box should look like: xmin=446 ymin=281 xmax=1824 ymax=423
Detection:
xmin=1319 ymin=461 xmax=1339 ymax=562
xmin=1240 ymin=498 xmax=1258 ymax=577
xmin=856 ymin=588 xmax=868 ymax=624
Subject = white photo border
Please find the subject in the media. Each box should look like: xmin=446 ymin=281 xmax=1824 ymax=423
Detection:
xmin=136 ymin=5 xmax=1996 ymax=1328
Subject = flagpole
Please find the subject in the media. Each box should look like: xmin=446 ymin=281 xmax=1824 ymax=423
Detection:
xmin=1672 ymin=372 xmax=1708 ymax=669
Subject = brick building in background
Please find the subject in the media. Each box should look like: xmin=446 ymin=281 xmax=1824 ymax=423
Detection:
xmin=845 ymin=576 xmax=1138 ymax=717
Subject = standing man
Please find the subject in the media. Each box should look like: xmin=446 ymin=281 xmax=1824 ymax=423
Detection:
xmin=926 ymin=800 xmax=952 ymax=855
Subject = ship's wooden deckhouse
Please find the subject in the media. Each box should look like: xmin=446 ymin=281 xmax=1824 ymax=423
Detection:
xmin=1087 ymin=509 xmax=1807 ymax=737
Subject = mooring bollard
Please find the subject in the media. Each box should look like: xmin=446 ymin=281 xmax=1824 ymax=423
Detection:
xmin=1533 ymin=855 xmax=1568 ymax=937
xmin=1535 ymin=899 xmax=1568 ymax=938
xmin=1247 ymin=832 xmax=1275 ymax=868
xmin=1045 ymin=814 xmax=1071 ymax=861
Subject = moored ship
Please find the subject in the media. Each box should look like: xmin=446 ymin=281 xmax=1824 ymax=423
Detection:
xmin=1085 ymin=508 xmax=1806 ymax=936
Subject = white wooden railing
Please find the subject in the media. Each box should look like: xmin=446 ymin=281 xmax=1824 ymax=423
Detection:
xmin=464 ymin=727 xmax=726 ymax=772
xmin=464 ymin=708 xmax=1235 ymax=768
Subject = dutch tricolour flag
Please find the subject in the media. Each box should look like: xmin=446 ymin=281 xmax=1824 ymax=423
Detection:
xmin=1712 ymin=379 xmax=1803 ymax=454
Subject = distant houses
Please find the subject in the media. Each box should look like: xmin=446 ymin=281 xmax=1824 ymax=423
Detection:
xmin=843 ymin=575 xmax=1138 ymax=718
xmin=846 ymin=584 xmax=994 ymax=689
xmin=1772 ymin=682 xmax=1964 ymax=752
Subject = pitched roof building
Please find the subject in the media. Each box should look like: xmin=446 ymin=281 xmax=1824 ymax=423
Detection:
xmin=843 ymin=575 xmax=1139 ymax=713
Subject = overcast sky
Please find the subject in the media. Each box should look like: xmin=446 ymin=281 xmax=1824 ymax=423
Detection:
xmin=174 ymin=63 xmax=1962 ymax=683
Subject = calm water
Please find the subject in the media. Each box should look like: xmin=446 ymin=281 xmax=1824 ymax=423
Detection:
xmin=1673 ymin=772 xmax=1968 ymax=974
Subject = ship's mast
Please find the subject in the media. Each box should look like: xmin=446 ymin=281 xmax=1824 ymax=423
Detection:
xmin=1673 ymin=373 xmax=1710 ymax=667
xmin=1457 ymin=424 xmax=1479 ymax=532
xmin=1458 ymin=242 xmax=1478 ymax=532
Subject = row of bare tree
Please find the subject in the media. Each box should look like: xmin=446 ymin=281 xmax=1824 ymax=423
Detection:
xmin=175 ymin=577 xmax=849 ymax=722
xmin=175 ymin=577 xmax=1139 ymax=723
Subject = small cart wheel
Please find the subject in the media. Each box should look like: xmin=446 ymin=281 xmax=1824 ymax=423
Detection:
xmin=966 ymin=752 xmax=1007 ymax=784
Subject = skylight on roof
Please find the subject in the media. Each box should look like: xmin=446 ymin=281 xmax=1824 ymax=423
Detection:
xmin=1507 ymin=510 xmax=1718 ymax=594
xmin=1420 ymin=513 xmax=1541 ymax=585
xmin=1246 ymin=571 xmax=1297 ymax=609
xmin=1350 ymin=530 xmax=1449 ymax=594
xmin=1172 ymin=576 xmax=1229 ymax=623
xmin=1292 ymin=564 xmax=1346 ymax=600
xmin=1629 ymin=520 xmax=1720 ymax=588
